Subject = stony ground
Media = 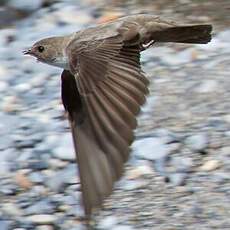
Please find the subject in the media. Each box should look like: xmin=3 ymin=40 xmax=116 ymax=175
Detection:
xmin=0 ymin=1 xmax=229 ymax=230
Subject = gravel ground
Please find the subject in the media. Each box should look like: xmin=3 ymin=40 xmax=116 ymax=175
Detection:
xmin=0 ymin=1 xmax=229 ymax=229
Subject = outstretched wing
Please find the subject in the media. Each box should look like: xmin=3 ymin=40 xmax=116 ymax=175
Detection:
xmin=62 ymin=35 xmax=149 ymax=218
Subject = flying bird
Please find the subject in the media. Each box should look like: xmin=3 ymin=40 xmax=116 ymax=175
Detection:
xmin=24 ymin=14 xmax=212 ymax=222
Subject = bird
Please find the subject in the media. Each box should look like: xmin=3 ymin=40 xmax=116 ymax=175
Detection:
xmin=23 ymin=14 xmax=212 ymax=223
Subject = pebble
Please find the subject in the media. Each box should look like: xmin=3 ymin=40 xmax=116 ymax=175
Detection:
xmin=14 ymin=171 xmax=33 ymax=190
xmin=112 ymin=226 xmax=134 ymax=230
xmin=196 ymin=80 xmax=219 ymax=93
xmin=167 ymin=172 xmax=187 ymax=186
xmin=8 ymin=0 xmax=43 ymax=11
xmin=0 ymin=220 xmax=11 ymax=230
xmin=200 ymin=160 xmax=221 ymax=172
xmin=13 ymin=83 xmax=32 ymax=93
xmin=29 ymin=172 xmax=45 ymax=184
xmin=185 ymin=133 xmax=209 ymax=152
xmin=37 ymin=226 xmax=54 ymax=230
xmin=26 ymin=214 xmax=57 ymax=225
xmin=24 ymin=200 xmax=55 ymax=215
xmin=1 ymin=96 xmax=22 ymax=113
xmin=28 ymin=161 xmax=49 ymax=170
xmin=2 ymin=203 xmax=23 ymax=217
xmin=126 ymin=164 xmax=154 ymax=179
xmin=122 ymin=179 xmax=149 ymax=191
xmin=99 ymin=216 xmax=119 ymax=229
xmin=133 ymin=137 xmax=169 ymax=160
xmin=0 ymin=81 xmax=9 ymax=93
xmin=45 ymin=164 xmax=78 ymax=192
xmin=52 ymin=133 xmax=75 ymax=161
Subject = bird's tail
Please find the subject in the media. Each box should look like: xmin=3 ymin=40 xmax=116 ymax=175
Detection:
xmin=150 ymin=24 xmax=212 ymax=44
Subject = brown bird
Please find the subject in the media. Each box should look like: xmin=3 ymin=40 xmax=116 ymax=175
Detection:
xmin=24 ymin=14 xmax=212 ymax=222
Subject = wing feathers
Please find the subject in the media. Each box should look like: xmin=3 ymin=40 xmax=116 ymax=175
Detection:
xmin=65 ymin=39 xmax=149 ymax=219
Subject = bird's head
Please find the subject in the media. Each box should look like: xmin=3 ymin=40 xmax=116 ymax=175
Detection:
xmin=23 ymin=36 xmax=70 ymax=69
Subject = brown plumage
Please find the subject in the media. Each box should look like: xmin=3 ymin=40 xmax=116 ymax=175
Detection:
xmin=24 ymin=14 xmax=213 ymax=221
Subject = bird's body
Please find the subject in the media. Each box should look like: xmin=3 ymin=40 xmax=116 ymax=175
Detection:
xmin=24 ymin=14 xmax=212 ymax=222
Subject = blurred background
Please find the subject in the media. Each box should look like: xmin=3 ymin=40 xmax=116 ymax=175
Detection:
xmin=0 ymin=0 xmax=229 ymax=229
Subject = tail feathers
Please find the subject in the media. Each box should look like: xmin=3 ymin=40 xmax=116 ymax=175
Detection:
xmin=151 ymin=24 xmax=212 ymax=44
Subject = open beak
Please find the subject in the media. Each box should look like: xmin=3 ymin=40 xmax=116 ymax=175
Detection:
xmin=23 ymin=49 xmax=32 ymax=55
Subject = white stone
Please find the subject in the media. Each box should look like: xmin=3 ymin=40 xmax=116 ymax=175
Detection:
xmin=26 ymin=214 xmax=57 ymax=224
xmin=200 ymin=160 xmax=221 ymax=171
xmin=126 ymin=164 xmax=153 ymax=179
xmin=99 ymin=216 xmax=118 ymax=229
xmin=185 ymin=134 xmax=208 ymax=152
xmin=8 ymin=0 xmax=42 ymax=11
xmin=112 ymin=225 xmax=134 ymax=230
xmin=0 ymin=81 xmax=9 ymax=92
xmin=2 ymin=203 xmax=23 ymax=216
xmin=133 ymin=137 xmax=169 ymax=160
xmin=52 ymin=133 xmax=75 ymax=160
xmin=14 ymin=83 xmax=31 ymax=93
xmin=196 ymin=80 xmax=219 ymax=93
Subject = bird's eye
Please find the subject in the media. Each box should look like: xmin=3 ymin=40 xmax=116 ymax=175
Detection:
xmin=37 ymin=46 xmax=45 ymax=53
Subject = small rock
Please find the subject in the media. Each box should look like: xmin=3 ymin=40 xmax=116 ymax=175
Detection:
xmin=196 ymin=80 xmax=219 ymax=93
xmin=185 ymin=133 xmax=208 ymax=152
xmin=0 ymin=81 xmax=9 ymax=93
xmin=29 ymin=161 xmax=49 ymax=170
xmin=200 ymin=160 xmax=221 ymax=172
xmin=48 ymin=158 xmax=68 ymax=169
xmin=2 ymin=203 xmax=23 ymax=216
xmin=15 ymin=171 xmax=33 ymax=190
xmin=29 ymin=172 xmax=44 ymax=184
xmin=167 ymin=173 xmax=187 ymax=186
xmin=37 ymin=225 xmax=54 ymax=230
xmin=122 ymin=179 xmax=149 ymax=191
xmin=25 ymin=200 xmax=55 ymax=215
xmin=13 ymin=83 xmax=31 ymax=93
xmin=52 ymin=133 xmax=75 ymax=161
xmin=8 ymin=0 xmax=42 ymax=11
xmin=1 ymin=96 xmax=22 ymax=113
xmin=133 ymin=137 xmax=169 ymax=160
xmin=26 ymin=214 xmax=57 ymax=225
xmin=0 ymin=183 xmax=18 ymax=195
xmin=99 ymin=216 xmax=118 ymax=229
xmin=126 ymin=164 xmax=153 ymax=180
xmin=112 ymin=226 xmax=134 ymax=230
xmin=45 ymin=164 xmax=78 ymax=192
xmin=0 ymin=220 xmax=11 ymax=230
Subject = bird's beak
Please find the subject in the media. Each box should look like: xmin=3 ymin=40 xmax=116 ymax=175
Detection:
xmin=23 ymin=49 xmax=32 ymax=55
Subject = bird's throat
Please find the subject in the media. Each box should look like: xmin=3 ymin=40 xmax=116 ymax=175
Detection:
xmin=49 ymin=56 xmax=70 ymax=70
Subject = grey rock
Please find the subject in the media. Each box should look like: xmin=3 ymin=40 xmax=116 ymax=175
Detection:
xmin=0 ymin=184 xmax=18 ymax=195
xmin=25 ymin=199 xmax=55 ymax=215
xmin=37 ymin=225 xmax=54 ymax=230
xmin=26 ymin=214 xmax=57 ymax=225
xmin=45 ymin=164 xmax=78 ymax=192
xmin=196 ymin=80 xmax=219 ymax=93
xmin=133 ymin=137 xmax=170 ymax=160
xmin=0 ymin=81 xmax=9 ymax=93
xmin=29 ymin=172 xmax=45 ymax=184
xmin=8 ymin=0 xmax=42 ymax=11
xmin=99 ymin=216 xmax=119 ymax=229
xmin=112 ymin=226 xmax=134 ymax=230
xmin=13 ymin=83 xmax=32 ymax=93
xmin=0 ymin=220 xmax=11 ymax=230
xmin=28 ymin=161 xmax=49 ymax=170
xmin=2 ymin=203 xmax=23 ymax=216
xmin=122 ymin=179 xmax=149 ymax=191
xmin=52 ymin=133 xmax=75 ymax=161
xmin=167 ymin=172 xmax=187 ymax=186
xmin=66 ymin=204 xmax=85 ymax=218
xmin=185 ymin=133 xmax=209 ymax=152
